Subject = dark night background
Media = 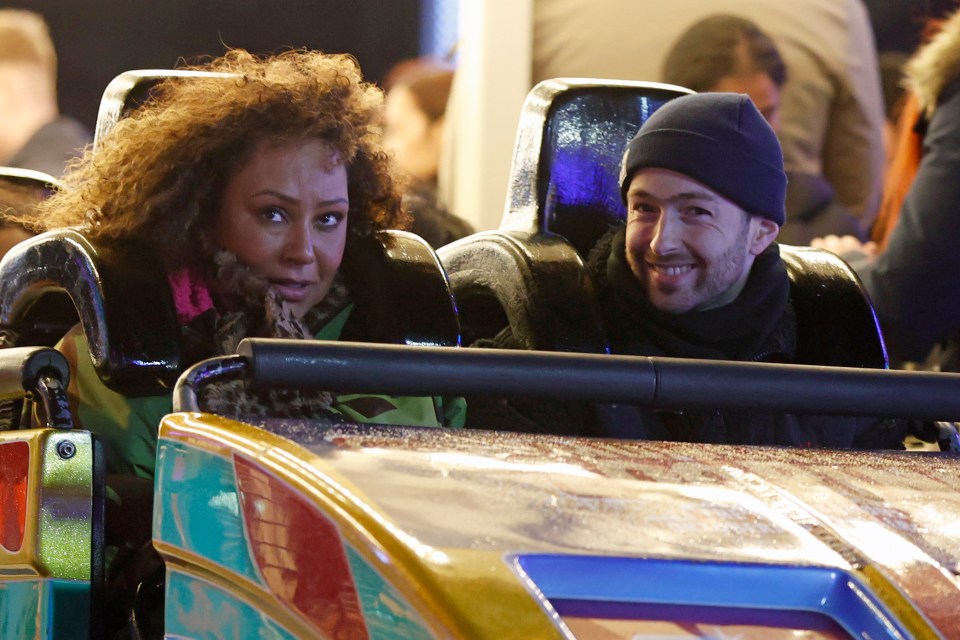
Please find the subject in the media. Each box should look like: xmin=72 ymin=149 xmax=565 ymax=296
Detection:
xmin=862 ymin=0 xmax=958 ymax=52
xmin=6 ymin=1 xmax=422 ymax=131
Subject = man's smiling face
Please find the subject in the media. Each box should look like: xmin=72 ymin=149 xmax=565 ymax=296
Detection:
xmin=624 ymin=168 xmax=778 ymax=314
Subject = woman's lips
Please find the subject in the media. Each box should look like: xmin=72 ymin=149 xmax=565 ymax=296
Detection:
xmin=268 ymin=278 xmax=313 ymax=301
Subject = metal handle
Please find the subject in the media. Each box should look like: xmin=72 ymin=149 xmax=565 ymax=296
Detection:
xmin=0 ymin=347 xmax=73 ymax=429
xmin=173 ymin=355 xmax=247 ymax=412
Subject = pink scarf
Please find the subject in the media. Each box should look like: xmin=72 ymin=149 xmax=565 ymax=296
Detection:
xmin=167 ymin=267 xmax=214 ymax=324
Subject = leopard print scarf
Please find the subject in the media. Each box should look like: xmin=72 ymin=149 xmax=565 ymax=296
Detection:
xmin=193 ymin=249 xmax=351 ymax=421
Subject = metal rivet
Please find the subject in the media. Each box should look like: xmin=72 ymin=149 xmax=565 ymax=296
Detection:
xmin=56 ymin=440 xmax=76 ymax=460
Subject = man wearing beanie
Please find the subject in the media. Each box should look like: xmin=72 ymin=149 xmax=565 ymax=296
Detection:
xmin=614 ymin=92 xmax=784 ymax=318
xmin=468 ymin=93 xmax=912 ymax=449
xmin=583 ymin=92 xmax=906 ymax=446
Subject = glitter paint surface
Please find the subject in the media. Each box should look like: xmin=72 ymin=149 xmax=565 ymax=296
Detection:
xmin=158 ymin=415 xmax=960 ymax=638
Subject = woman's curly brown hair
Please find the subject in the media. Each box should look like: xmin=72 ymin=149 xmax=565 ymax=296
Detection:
xmin=32 ymin=48 xmax=406 ymax=270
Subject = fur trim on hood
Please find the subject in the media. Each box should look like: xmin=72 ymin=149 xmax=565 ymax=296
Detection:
xmin=907 ymin=9 xmax=960 ymax=118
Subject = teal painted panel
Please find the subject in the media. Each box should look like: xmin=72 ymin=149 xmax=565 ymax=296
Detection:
xmin=0 ymin=581 xmax=42 ymax=639
xmin=50 ymin=580 xmax=90 ymax=639
xmin=155 ymin=440 xmax=260 ymax=584
xmin=0 ymin=579 xmax=90 ymax=639
xmin=347 ymin=545 xmax=433 ymax=640
xmin=165 ymin=570 xmax=297 ymax=640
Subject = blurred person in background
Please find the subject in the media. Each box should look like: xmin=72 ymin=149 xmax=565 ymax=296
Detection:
xmin=383 ymin=57 xmax=474 ymax=248
xmin=814 ymin=7 xmax=960 ymax=371
xmin=661 ymin=14 xmax=866 ymax=245
xmin=0 ymin=9 xmax=89 ymax=177
xmin=532 ymin=0 xmax=886 ymax=227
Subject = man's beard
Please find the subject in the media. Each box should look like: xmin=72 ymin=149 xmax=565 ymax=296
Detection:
xmin=627 ymin=217 xmax=752 ymax=313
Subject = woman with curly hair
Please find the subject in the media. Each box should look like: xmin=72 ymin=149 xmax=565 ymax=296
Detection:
xmin=31 ymin=49 xmax=465 ymax=480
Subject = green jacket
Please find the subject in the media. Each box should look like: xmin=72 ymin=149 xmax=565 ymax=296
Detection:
xmin=63 ymin=305 xmax=465 ymax=480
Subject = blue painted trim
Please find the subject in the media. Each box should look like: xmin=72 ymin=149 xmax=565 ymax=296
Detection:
xmin=512 ymin=555 xmax=909 ymax=640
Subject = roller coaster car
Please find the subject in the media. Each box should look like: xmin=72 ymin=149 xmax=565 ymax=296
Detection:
xmin=2 ymin=76 xmax=960 ymax=639
xmin=3 ymin=331 xmax=960 ymax=638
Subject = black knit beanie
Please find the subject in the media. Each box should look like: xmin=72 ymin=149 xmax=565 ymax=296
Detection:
xmin=619 ymin=93 xmax=787 ymax=225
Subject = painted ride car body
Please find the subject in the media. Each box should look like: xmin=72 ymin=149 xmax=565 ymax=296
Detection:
xmin=2 ymin=337 xmax=960 ymax=638
xmin=154 ymin=412 xmax=960 ymax=639
xmin=0 ymin=428 xmax=96 ymax=638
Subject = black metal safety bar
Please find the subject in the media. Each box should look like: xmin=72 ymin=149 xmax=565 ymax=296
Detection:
xmin=173 ymin=354 xmax=248 ymax=413
xmin=170 ymin=339 xmax=960 ymax=422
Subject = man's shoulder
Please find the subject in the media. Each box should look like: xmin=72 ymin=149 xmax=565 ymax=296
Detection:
xmin=9 ymin=116 xmax=91 ymax=177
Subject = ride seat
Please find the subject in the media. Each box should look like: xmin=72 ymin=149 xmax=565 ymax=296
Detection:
xmin=0 ymin=165 xmax=63 ymax=195
xmin=0 ymin=167 xmax=68 ymax=349
xmin=93 ymin=69 xmax=237 ymax=150
xmin=440 ymin=78 xmax=888 ymax=368
xmin=0 ymin=68 xmax=462 ymax=640
xmin=439 ymin=79 xmax=691 ymax=352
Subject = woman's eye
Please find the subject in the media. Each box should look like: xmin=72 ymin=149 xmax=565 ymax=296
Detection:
xmin=260 ymin=207 xmax=287 ymax=223
xmin=316 ymin=211 xmax=345 ymax=229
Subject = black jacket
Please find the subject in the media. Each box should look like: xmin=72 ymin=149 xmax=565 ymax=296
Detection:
xmin=851 ymin=77 xmax=960 ymax=368
xmin=468 ymin=227 xmax=909 ymax=449
xmin=8 ymin=116 xmax=90 ymax=178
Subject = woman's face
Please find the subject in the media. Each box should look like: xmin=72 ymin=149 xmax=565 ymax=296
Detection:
xmin=216 ymin=139 xmax=349 ymax=318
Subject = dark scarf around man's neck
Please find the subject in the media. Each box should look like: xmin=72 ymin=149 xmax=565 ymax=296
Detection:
xmin=590 ymin=227 xmax=795 ymax=361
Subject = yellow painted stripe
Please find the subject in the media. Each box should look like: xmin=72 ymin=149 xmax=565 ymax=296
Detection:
xmin=855 ymin=564 xmax=942 ymax=640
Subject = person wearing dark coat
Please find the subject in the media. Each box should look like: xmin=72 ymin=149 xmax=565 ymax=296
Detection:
xmin=0 ymin=10 xmax=90 ymax=177
xmin=814 ymin=8 xmax=960 ymax=371
xmin=382 ymin=61 xmax=474 ymax=248
xmin=467 ymin=93 xmax=911 ymax=449
xmin=6 ymin=116 xmax=89 ymax=177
